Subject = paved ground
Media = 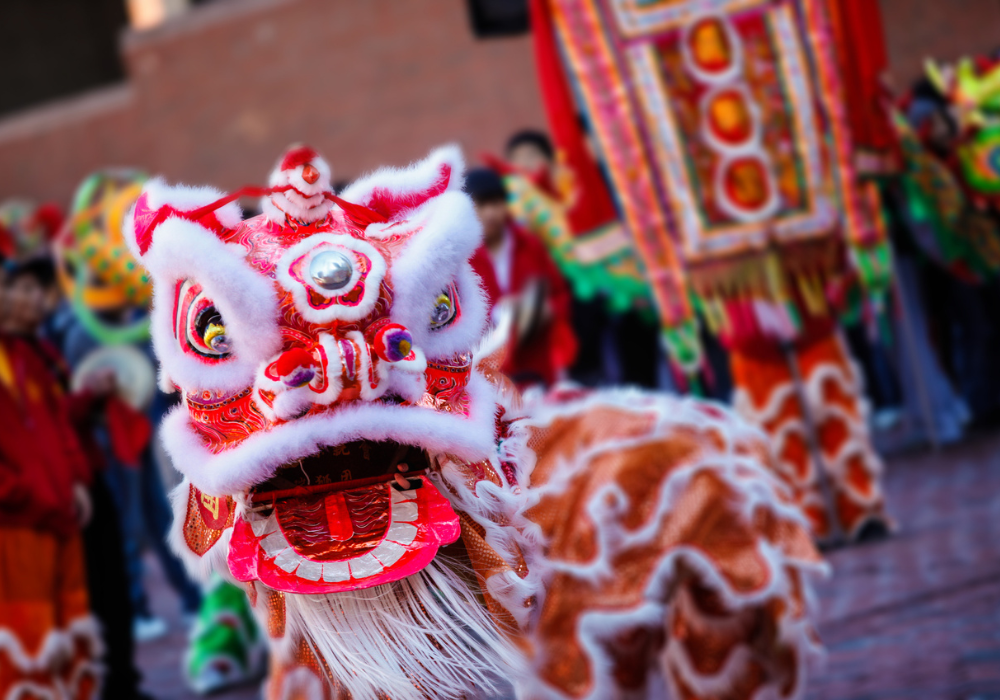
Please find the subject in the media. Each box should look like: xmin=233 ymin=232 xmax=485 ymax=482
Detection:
xmin=137 ymin=431 xmax=1000 ymax=699
xmin=810 ymin=430 xmax=1000 ymax=700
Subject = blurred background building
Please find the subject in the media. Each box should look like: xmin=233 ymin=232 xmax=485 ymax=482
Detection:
xmin=1 ymin=0 xmax=999 ymax=203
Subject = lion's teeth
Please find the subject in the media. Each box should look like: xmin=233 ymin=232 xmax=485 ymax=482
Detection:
xmin=349 ymin=553 xmax=384 ymax=579
xmin=295 ymin=558 xmax=323 ymax=581
xmin=392 ymin=501 xmax=417 ymax=522
xmin=322 ymin=561 xmax=350 ymax=582
xmin=260 ymin=531 xmax=288 ymax=557
xmin=386 ymin=522 xmax=417 ymax=546
xmin=251 ymin=516 xmax=277 ymax=538
xmin=274 ymin=549 xmax=302 ymax=573
xmin=372 ymin=540 xmax=406 ymax=567
xmin=391 ymin=488 xmax=416 ymax=504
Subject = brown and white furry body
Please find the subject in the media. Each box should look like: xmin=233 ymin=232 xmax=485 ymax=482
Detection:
xmin=130 ymin=145 xmax=823 ymax=699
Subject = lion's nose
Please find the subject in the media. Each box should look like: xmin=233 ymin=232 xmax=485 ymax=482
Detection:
xmin=370 ymin=323 xmax=416 ymax=363
xmin=275 ymin=346 xmax=317 ymax=388
xmin=302 ymin=164 xmax=320 ymax=185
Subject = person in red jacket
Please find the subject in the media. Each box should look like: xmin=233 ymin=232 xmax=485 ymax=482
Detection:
xmin=466 ymin=167 xmax=577 ymax=388
xmin=0 ymin=257 xmax=102 ymax=700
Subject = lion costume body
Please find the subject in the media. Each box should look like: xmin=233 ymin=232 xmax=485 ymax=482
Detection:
xmin=125 ymin=147 xmax=822 ymax=699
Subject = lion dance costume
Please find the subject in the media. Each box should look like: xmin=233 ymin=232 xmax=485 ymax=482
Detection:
xmin=528 ymin=0 xmax=894 ymax=542
xmin=126 ymin=144 xmax=822 ymax=699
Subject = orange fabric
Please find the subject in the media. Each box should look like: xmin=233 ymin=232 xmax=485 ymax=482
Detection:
xmin=730 ymin=331 xmax=888 ymax=540
xmin=524 ymin=402 xmax=820 ymax=699
xmin=0 ymin=527 xmax=99 ymax=699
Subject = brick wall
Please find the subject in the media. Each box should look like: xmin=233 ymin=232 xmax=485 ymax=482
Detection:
xmin=0 ymin=0 xmax=547 ymax=205
xmin=879 ymin=0 xmax=1000 ymax=89
xmin=0 ymin=0 xmax=998 ymax=206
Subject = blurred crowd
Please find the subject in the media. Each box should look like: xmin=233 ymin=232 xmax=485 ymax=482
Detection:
xmin=0 ymin=195 xmax=203 ymax=699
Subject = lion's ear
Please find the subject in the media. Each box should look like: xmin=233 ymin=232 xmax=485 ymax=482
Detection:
xmin=124 ymin=177 xmax=242 ymax=261
xmin=382 ymin=188 xmax=488 ymax=362
xmin=340 ymin=145 xmax=464 ymax=223
xmin=335 ymin=146 xmax=487 ymax=361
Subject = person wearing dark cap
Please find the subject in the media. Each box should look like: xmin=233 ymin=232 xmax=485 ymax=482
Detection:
xmin=466 ymin=167 xmax=577 ymax=388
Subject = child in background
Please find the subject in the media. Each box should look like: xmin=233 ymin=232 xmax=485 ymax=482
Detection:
xmin=0 ymin=257 xmax=102 ymax=700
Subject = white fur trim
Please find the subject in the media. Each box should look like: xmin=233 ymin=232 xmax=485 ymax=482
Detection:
xmin=256 ymin=333 xmax=346 ymax=421
xmin=142 ymin=217 xmax=281 ymax=393
xmin=343 ymin=329 xmax=389 ymax=402
xmin=124 ymin=177 xmax=242 ymax=261
xmin=364 ymin=219 xmax=421 ymax=240
xmin=268 ymin=154 xmax=332 ymax=194
xmin=160 ymin=371 xmax=498 ymax=497
xmin=270 ymin=388 xmax=315 ymax=423
xmin=388 ymin=192 xmax=488 ymax=360
xmin=260 ymin=194 xmax=285 ymax=225
xmin=0 ymin=615 xmax=104 ymax=677
xmin=390 ymin=346 xmax=427 ymax=375
xmin=275 ymin=234 xmax=387 ymax=325
xmin=263 ymin=155 xmax=334 ymax=224
xmin=308 ymin=332 xmax=345 ymax=403
xmin=262 ymin=192 xmax=333 ymax=225
xmin=341 ymin=144 xmax=465 ymax=214
xmin=384 ymin=365 xmax=426 ymax=404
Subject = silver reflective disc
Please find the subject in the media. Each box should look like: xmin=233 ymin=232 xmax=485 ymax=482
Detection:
xmin=309 ymin=250 xmax=353 ymax=291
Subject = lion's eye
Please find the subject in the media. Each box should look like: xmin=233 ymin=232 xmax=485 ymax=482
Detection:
xmin=177 ymin=280 xmax=232 ymax=360
xmin=197 ymin=309 xmax=231 ymax=355
xmin=429 ymin=283 xmax=460 ymax=331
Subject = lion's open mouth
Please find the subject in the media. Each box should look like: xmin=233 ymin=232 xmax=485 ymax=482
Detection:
xmin=227 ymin=440 xmax=461 ymax=594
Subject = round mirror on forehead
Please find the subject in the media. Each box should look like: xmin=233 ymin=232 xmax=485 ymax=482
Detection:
xmin=309 ymin=250 xmax=353 ymax=291
xmin=276 ymin=233 xmax=387 ymax=324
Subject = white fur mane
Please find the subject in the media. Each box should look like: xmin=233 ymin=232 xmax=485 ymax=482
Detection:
xmin=280 ymin=558 xmax=526 ymax=700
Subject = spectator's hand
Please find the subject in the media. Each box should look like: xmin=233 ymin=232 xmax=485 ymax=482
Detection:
xmin=73 ymin=482 xmax=92 ymax=528
xmin=84 ymin=367 xmax=117 ymax=398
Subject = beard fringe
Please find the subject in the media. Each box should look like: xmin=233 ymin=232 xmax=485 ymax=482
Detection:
xmin=282 ymin=557 xmax=526 ymax=699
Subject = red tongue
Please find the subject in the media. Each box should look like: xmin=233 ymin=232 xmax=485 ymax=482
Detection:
xmin=273 ymin=485 xmax=390 ymax=560
xmin=324 ymin=492 xmax=355 ymax=541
